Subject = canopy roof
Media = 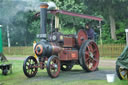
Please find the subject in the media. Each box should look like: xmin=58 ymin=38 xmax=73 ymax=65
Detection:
xmin=49 ymin=10 xmax=102 ymax=21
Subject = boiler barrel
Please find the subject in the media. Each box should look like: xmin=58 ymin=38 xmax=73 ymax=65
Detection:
xmin=34 ymin=41 xmax=62 ymax=57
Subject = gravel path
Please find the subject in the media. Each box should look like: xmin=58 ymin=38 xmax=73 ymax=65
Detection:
xmin=59 ymin=70 xmax=116 ymax=80
xmin=27 ymin=69 xmax=116 ymax=81
xmin=7 ymin=57 xmax=25 ymax=60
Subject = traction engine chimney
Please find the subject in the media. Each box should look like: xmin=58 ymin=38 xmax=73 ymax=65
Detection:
xmin=40 ymin=2 xmax=48 ymax=39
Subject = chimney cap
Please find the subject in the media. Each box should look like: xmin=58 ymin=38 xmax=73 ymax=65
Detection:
xmin=40 ymin=2 xmax=48 ymax=8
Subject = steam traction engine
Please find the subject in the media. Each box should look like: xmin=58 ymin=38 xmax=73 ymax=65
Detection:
xmin=23 ymin=2 xmax=102 ymax=78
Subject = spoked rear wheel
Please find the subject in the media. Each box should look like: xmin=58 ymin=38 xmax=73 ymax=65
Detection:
xmin=46 ymin=55 xmax=60 ymax=78
xmin=80 ymin=40 xmax=99 ymax=72
xmin=116 ymin=65 xmax=128 ymax=80
xmin=23 ymin=56 xmax=38 ymax=78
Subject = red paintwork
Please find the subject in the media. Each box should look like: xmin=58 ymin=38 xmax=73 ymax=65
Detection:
xmin=63 ymin=37 xmax=75 ymax=47
xmin=59 ymin=50 xmax=78 ymax=61
xmin=77 ymin=29 xmax=88 ymax=47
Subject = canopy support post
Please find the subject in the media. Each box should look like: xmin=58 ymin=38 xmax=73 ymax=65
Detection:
xmin=99 ymin=21 xmax=102 ymax=45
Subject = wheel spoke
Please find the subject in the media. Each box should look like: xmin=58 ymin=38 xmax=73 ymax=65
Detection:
xmin=85 ymin=51 xmax=89 ymax=56
xmin=87 ymin=46 xmax=91 ymax=52
xmin=28 ymin=59 xmax=31 ymax=64
xmin=32 ymin=68 xmax=35 ymax=72
xmin=86 ymin=59 xmax=91 ymax=67
xmin=88 ymin=44 xmax=93 ymax=52
xmin=85 ymin=57 xmax=90 ymax=62
xmin=30 ymin=59 xmax=32 ymax=64
xmin=93 ymin=48 xmax=97 ymax=55
xmin=86 ymin=58 xmax=90 ymax=64
xmin=28 ymin=69 xmax=30 ymax=73
xmin=26 ymin=63 xmax=29 ymax=66
xmin=87 ymin=44 xmax=97 ymax=70
xmin=26 ymin=65 xmax=28 ymax=69
xmin=31 ymin=59 xmax=34 ymax=64
xmin=32 ymin=61 xmax=35 ymax=64
xmin=90 ymin=47 xmax=93 ymax=52
xmin=93 ymin=57 xmax=98 ymax=62
xmin=50 ymin=64 xmax=54 ymax=69
xmin=88 ymin=62 xmax=93 ymax=69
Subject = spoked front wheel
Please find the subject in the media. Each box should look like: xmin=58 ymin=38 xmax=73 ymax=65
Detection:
xmin=23 ymin=56 xmax=38 ymax=78
xmin=116 ymin=65 xmax=128 ymax=80
xmin=46 ymin=55 xmax=60 ymax=78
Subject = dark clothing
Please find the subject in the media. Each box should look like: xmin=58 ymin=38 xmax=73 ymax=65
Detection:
xmin=86 ymin=28 xmax=94 ymax=40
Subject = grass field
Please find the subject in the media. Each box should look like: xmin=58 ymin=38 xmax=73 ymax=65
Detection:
xmin=0 ymin=60 xmax=128 ymax=85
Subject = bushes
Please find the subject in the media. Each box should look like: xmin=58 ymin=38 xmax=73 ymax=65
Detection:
xmin=59 ymin=27 xmax=76 ymax=34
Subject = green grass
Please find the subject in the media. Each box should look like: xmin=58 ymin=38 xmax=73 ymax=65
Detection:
xmin=0 ymin=60 xmax=128 ymax=85
xmin=0 ymin=61 xmax=12 ymax=65
xmin=5 ymin=55 xmax=30 ymax=58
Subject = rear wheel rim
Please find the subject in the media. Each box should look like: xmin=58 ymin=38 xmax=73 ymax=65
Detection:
xmin=84 ymin=41 xmax=99 ymax=71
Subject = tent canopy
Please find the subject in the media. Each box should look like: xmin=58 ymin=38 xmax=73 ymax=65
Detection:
xmin=116 ymin=46 xmax=128 ymax=69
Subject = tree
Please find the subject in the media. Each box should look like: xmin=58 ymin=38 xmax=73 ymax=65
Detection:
xmin=10 ymin=11 xmax=40 ymax=46
xmin=83 ymin=0 xmax=128 ymax=41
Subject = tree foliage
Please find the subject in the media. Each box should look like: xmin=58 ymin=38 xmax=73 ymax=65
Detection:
xmin=83 ymin=0 xmax=128 ymax=42
xmin=0 ymin=0 xmax=128 ymax=46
